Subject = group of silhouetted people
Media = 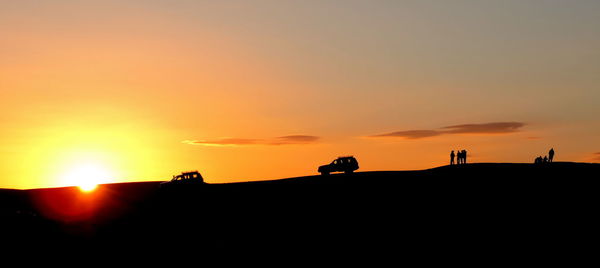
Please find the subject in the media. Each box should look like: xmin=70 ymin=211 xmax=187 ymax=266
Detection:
xmin=535 ymin=148 xmax=555 ymax=164
xmin=450 ymin=150 xmax=467 ymax=165
xmin=448 ymin=148 xmax=555 ymax=166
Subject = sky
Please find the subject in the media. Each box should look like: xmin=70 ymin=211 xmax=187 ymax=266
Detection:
xmin=1 ymin=0 xmax=600 ymax=189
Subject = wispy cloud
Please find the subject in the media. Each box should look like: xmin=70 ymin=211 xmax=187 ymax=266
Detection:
xmin=183 ymin=135 xmax=320 ymax=146
xmin=183 ymin=138 xmax=260 ymax=146
xmin=592 ymin=152 xmax=600 ymax=162
xmin=371 ymin=130 xmax=442 ymax=139
xmin=370 ymin=121 xmax=526 ymax=140
xmin=441 ymin=122 xmax=525 ymax=134
xmin=270 ymin=135 xmax=320 ymax=145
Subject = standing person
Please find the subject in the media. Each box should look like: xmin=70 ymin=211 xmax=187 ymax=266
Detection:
xmin=457 ymin=150 xmax=463 ymax=165
xmin=549 ymin=148 xmax=555 ymax=163
xmin=450 ymin=150 xmax=455 ymax=165
xmin=462 ymin=150 xmax=467 ymax=164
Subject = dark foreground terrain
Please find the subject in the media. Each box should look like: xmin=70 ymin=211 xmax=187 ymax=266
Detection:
xmin=1 ymin=162 xmax=598 ymax=260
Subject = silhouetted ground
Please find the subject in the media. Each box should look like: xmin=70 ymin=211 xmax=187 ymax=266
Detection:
xmin=1 ymin=162 xmax=598 ymax=261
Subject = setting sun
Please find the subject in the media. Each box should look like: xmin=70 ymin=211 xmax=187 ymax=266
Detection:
xmin=79 ymin=181 xmax=98 ymax=192
xmin=61 ymin=163 xmax=112 ymax=192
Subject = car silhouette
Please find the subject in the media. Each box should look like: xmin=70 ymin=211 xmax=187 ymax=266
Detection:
xmin=318 ymin=156 xmax=359 ymax=175
xmin=160 ymin=171 xmax=205 ymax=188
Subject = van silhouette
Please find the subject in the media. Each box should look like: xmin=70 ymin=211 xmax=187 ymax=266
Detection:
xmin=318 ymin=156 xmax=359 ymax=175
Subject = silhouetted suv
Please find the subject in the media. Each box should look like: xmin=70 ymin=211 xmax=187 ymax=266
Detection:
xmin=160 ymin=171 xmax=205 ymax=188
xmin=318 ymin=156 xmax=359 ymax=175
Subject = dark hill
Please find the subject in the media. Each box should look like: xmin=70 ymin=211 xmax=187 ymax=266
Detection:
xmin=1 ymin=162 xmax=598 ymax=260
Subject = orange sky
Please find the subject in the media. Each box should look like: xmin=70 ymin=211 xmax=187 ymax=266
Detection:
xmin=1 ymin=1 xmax=600 ymax=189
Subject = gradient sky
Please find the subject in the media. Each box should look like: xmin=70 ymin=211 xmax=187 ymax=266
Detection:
xmin=1 ymin=0 xmax=600 ymax=189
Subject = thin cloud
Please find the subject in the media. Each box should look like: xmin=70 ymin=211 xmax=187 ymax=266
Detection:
xmin=371 ymin=130 xmax=442 ymax=139
xmin=270 ymin=135 xmax=320 ymax=145
xmin=592 ymin=152 xmax=600 ymax=162
xmin=182 ymin=138 xmax=260 ymax=146
xmin=442 ymin=122 xmax=525 ymax=134
xmin=183 ymin=135 xmax=320 ymax=146
xmin=371 ymin=121 xmax=526 ymax=140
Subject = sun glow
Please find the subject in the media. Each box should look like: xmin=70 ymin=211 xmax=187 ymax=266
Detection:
xmin=79 ymin=181 xmax=98 ymax=192
xmin=62 ymin=163 xmax=113 ymax=192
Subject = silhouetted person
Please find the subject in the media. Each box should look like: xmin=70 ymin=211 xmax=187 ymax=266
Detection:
xmin=549 ymin=148 xmax=555 ymax=162
xmin=450 ymin=150 xmax=455 ymax=165
xmin=543 ymin=156 xmax=548 ymax=163
xmin=462 ymin=150 xmax=467 ymax=164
